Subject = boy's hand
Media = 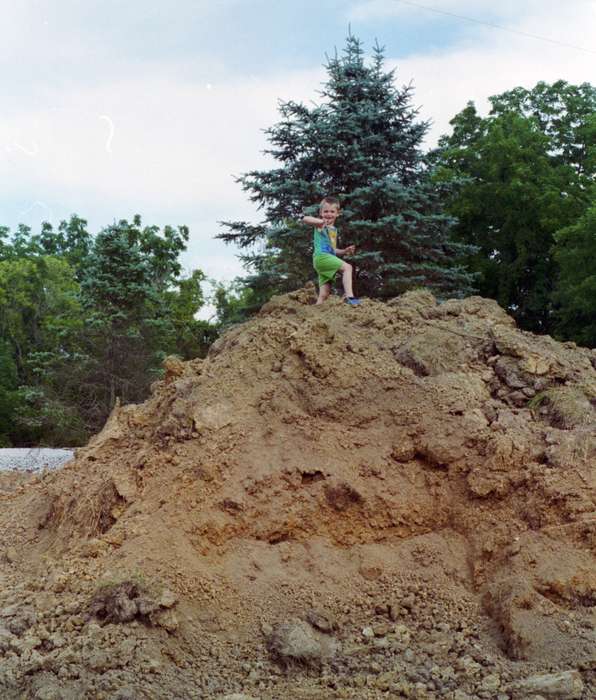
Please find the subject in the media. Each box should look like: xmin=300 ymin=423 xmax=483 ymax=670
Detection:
xmin=345 ymin=245 xmax=356 ymax=255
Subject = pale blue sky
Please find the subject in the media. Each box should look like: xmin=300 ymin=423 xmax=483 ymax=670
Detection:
xmin=1 ymin=0 xmax=595 ymax=285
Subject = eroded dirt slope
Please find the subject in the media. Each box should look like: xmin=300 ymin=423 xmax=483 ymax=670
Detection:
xmin=1 ymin=287 xmax=594 ymax=699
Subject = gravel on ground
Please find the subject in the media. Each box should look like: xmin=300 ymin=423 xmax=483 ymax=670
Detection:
xmin=0 ymin=448 xmax=74 ymax=472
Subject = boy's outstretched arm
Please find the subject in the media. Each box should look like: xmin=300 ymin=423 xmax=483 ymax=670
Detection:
xmin=302 ymin=215 xmax=325 ymax=227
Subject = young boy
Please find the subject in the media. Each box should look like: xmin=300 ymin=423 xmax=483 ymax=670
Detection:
xmin=302 ymin=196 xmax=360 ymax=306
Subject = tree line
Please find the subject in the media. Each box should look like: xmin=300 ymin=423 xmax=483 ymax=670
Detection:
xmin=1 ymin=36 xmax=594 ymax=446
xmin=0 ymin=216 xmax=219 ymax=446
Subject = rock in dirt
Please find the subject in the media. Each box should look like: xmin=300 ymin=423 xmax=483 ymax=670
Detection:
xmin=267 ymin=619 xmax=335 ymax=665
xmin=513 ymin=670 xmax=584 ymax=699
xmin=1 ymin=605 xmax=37 ymax=636
xmin=109 ymin=688 xmax=138 ymax=700
xmin=0 ymin=626 xmax=15 ymax=651
xmin=305 ymin=608 xmax=338 ymax=633
xmin=158 ymin=588 xmax=177 ymax=608
xmin=89 ymin=581 xmax=140 ymax=623
xmin=88 ymin=579 xmax=178 ymax=628
xmin=4 ymin=546 xmax=18 ymax=563
xmin=151 ymin=607 xmax=179 ymax=633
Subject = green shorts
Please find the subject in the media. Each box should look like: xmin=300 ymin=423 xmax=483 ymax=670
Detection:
xmin=313 ymin=253 xmax=343 ymax=287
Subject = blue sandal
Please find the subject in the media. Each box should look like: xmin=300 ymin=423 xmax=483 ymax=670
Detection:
xmin=344 ymin=297 xmax=361 ymax=306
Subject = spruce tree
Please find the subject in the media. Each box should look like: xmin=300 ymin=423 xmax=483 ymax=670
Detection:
xmin=218 ymin=35 xmax=476 ymax=301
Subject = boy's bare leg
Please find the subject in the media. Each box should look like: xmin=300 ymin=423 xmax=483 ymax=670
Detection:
xmin=340 ymin=262 xmax=355 ymax=298
xmin=316 ymin=282 xmax=331 ymax=304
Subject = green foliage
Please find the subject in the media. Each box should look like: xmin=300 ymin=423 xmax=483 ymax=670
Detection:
xmin=219 ymin=34 xmax=477 ymax=310
xmin=11 ymin=384 xmax=88 ymax=446
xmin=213 ymin=279 xmax=265 ymax=327
xmin=488 ymin=80 xmax=596 ymax=179
xmin=37 ymin=215 xmax=92 ymax=275
xmin=0 ymin=214 xmax=216 ymax=445
xmin=433 ymin=80 xmax=595 ymax=336
xmin=0 ymin=340 xmax=19 ymax=446
xmin=0 ymin=253 xmax=85 ymax=445
xmin=163 ymin=270 xmax=219 ymax=359
xmin=76 ymin=217 xmax=208 ymax=431
xmin=552 ymin=204 xmax=596 ymax=347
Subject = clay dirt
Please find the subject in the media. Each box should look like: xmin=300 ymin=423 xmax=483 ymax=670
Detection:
xmin=0 ymin=287 xmax=594 ymax=700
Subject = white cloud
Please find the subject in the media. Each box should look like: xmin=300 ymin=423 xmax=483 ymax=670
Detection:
xmin=394 ymin=2 xmax=596 ymax=146
xmin=0 ymin=64 xmax=324 ymax=216
xmin=0 ymin=65 xmax=322 ymax=204
xmin=0 ymin=61 xmax=323 ymax=281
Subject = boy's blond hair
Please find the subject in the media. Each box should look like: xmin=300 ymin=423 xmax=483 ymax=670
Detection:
xmin=319 ymin=195 xmax=340 ymax=211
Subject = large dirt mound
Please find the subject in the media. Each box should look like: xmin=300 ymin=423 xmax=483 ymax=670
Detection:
xmin=1 ymin=287 xmax=595 ymax=700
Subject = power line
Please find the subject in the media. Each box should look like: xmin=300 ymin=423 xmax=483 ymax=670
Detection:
xmin=389 ymin=0 xmax=596 ymax=55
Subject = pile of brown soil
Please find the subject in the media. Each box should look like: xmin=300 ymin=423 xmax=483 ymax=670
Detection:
xmin=1 ymin=287 xmax=594 ymax=700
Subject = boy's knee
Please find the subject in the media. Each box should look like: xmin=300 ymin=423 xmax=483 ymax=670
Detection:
xmin=342 ymin=262 xmax=352 ymax=272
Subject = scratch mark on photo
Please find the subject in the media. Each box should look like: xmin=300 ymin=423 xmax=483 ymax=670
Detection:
xmin=99 ymin=115 xmax=115 ymax=153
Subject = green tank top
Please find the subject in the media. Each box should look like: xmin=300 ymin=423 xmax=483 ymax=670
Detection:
xmin=313 ymin=226 xmax=338 ymax=256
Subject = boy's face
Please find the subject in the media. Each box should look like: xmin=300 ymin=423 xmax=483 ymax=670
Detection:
xmin=320 ymin=203 xmax=340 ymax=226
